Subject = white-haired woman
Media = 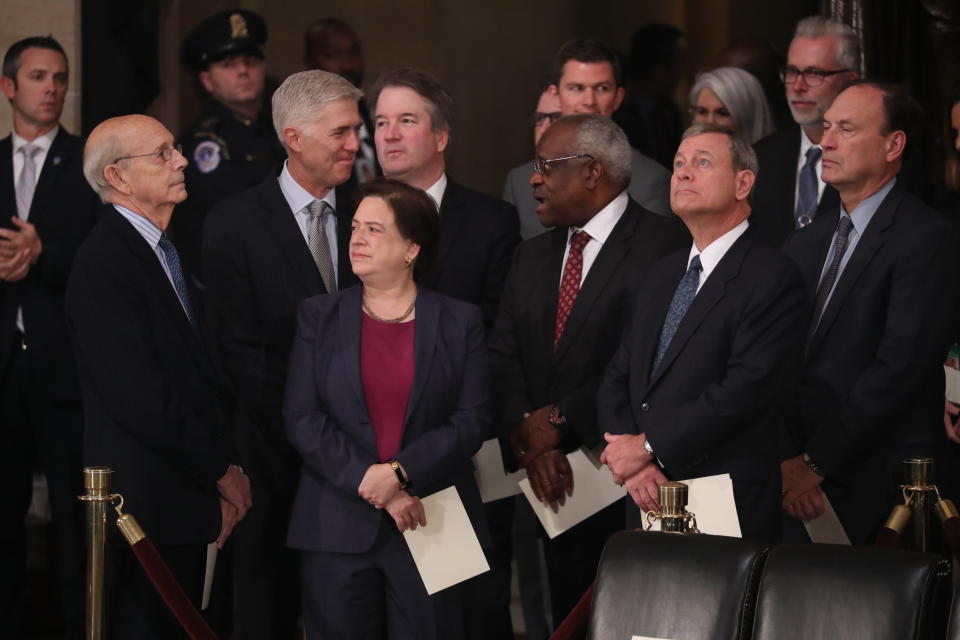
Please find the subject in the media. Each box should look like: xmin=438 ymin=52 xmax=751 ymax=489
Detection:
xmin=689 ymin=66 xmax=776 ymax=144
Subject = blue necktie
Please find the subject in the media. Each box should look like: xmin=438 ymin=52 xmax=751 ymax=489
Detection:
xmin=810 ymin=215 xmax=854 ymax=330
xmin=796 ymin=146 xmax=822 ymax=228
xmin=654 ymin=255 xmax=702 ymax=371
xmin=158 ymin=234 xmax=197 ymax=328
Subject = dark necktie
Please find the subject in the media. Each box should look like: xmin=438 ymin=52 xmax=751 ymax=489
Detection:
xmin=810 ymin=215 xmax=854 ymax=327
xmin=653 ymin=255 xmax=702 ymax=371
xmin=16 ymin=144 xmax=41 ymax=219
xmin=795 ymin=146 xmax=822 ymax=228
xmin=553 ymin=230 xmax=590 ymax=351
xmin=158 ymin=234 xmax=197 ymax=327
xmin=308 ymin=199 xmax=337 ymax=293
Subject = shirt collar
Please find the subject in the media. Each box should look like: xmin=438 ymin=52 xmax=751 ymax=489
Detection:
xmin=569 ymin=190 xmax=629 ymax=245
xmin=279 ymin=160 xmax=337 ymax=214
xmin=425 ymin=173 xmax=448 ymax=210
xmin=13 ymin=125 xmax=58 ymax=154
xmin=112 ymin=203 xmax=163 ymax=249
xmin=839 ymin=177 xmax=896 ymax=236
xmin=687 ymin=218 xmax=749 ymax=280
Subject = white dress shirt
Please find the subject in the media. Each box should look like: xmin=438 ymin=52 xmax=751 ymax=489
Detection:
xmin=559 ymin=190 xmax=629 ymax=288
xmin=278 ymin=161 xmax=340 ymax=286
xmin=685 ymin=218 xmax=749 ymax=294
xmin=794 ymin=128 xmax=827 ymax=211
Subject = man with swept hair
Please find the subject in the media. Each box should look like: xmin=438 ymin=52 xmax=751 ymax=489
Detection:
xmin=202 ymin=69 xmax=362 ymax=638
xmin=599 ymin=122 xmax=805 ymax=542
xmin=0 ymin=34 xmax=98 ymax=636
xmin=490 ymin=114 xmax=687 ymax=628
xmin=750 ymin=16 xmax=860 ymax=246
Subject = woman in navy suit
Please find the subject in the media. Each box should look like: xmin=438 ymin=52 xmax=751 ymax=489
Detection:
xmin=284 ymin=178 xmax=490 ymax=639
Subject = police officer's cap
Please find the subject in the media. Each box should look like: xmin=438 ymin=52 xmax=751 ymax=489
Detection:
xmin=181 ymin=10 xmax=267 ymax=72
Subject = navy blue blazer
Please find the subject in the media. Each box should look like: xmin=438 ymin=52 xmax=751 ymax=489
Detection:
xmin=284 ymin=285 xmax=491 ymax=554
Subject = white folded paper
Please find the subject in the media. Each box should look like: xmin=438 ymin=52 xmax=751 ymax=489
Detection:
xmin=647 ymin=473 xmax=742 ymax=538
xmin=803 ymin=494 xmax=851 ymax=545
xmin=945 ymin=365 xmax=960 ymax=404
xmin=201 ymin=542 xmax=217 ymax=610
xmin=632 ymin=636 xmax=673 ymax=640
xmin=473 ymin=438 xmax=527 ymax=503
xmin=402 ymin=486 xmax=490 ymax=594
xmin=519 ymin=447 xmax=627 ymax=539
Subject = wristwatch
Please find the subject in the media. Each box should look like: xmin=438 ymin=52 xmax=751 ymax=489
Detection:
xmin=389 ymin=459 xmax=409 ymax=489
xmin=548 ymin=406 xmax=567 ymax=428
xmin=802 ymin=452 xmax=824 ymax=477
xmin=643 ymin=438 xmax=655 ymax=456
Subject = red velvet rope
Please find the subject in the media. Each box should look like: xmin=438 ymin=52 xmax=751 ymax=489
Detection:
xmin=874 ymin=526 xmax=901 ymax=550
xmin=549 ymin=583 xmax=594 ymax=640
xmin=129 ymin=537 xmax=219 ymax=640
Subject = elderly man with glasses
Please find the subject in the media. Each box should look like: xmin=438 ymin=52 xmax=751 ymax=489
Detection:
xmin=489 ymin=113 xmax=687 ymax=630
xmin=65 ymin=114 xmax=250 ymax=639
xmin=749 ymin=15 xmax=859 ymax=247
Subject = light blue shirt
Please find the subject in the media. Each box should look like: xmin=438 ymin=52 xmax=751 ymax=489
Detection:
xmin=113 ymin=204 xmax=192 ymax=318
xmin=816 ymin=177 xmax=896 ymax=313
xmin=278 ymin=161 xmax=339 ymax=286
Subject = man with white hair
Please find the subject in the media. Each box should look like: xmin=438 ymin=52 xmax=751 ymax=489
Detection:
xmin=750 ymin=16 xmax=859 ymax=246
xmin=489 ymin=114 xmax=687 ymax=628
xmin=202 ymin=69 xmax=361 ymax=638
xmin=66 ymin=114 xmax=251 ymax=638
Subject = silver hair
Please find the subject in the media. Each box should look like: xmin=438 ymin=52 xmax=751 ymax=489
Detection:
xmin=564 ymin=114 xmax=631 ymax=188
xmin=681 ymin=122 xmax=758 ymax=174
xmin=272 ymin=70 xmax=362 ymax=150
xmin=689 ymin=67 xmax=775 ymax=144
xmin=83 ymin=132 xmax=123 ymax=203
xmin=794 ymin=16 xmax=860 ymax=73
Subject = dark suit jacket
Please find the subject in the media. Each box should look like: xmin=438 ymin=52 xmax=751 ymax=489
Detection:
xmin=65 ymin=206 xmax=232 ymax=546
xmin=751 ymin=125 xmax=840 ymax=247
xmin=419 ymin=179 xmax=520 ymax=330
xmin=284 ymin=286 xmax=490 ymax=553
xmin=202 ymin=177 xmax=359 ymax=490
xmin=599 ymin=226 xmax=806 ymax=540
xmin=489 ymin=198 xmax=689 ymax=468
xmin=782 ymin=182 xmax=960 ymax=544
xmin=0 ymin=129 xmax=99 ymax=398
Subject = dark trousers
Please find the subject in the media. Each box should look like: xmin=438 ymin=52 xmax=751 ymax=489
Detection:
xmin=106 ymin=544 xmax=207 ymax=639
xmin=0 ymin=334 xmax=84 ymax=638
xmin=543 ymin=499 xmax=624 ymax=629
xmin=458 ymin=497 xmax=514 ymax=639
xmin=301 ymin=515 xmax=465 ymax=640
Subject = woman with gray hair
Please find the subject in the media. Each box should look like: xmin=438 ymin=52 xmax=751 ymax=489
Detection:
xmin=689 ymin=66 xmax=775 ymax=144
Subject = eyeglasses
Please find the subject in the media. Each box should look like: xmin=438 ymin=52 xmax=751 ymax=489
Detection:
xmin=533 ymin=154 xmax=594 ymax=176
xmin=114 ymin=144 xmax=183 ymax=164
xmin=533 ymin=111 xmax=563 ymax=127
xmin=779 ymin=66 xmax=851 ymax=87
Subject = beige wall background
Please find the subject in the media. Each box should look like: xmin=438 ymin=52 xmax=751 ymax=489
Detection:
xmin=0 ymin=0 xmax=81 ymax=137
xmin=0 ymin=0 xmax=810 ymax=194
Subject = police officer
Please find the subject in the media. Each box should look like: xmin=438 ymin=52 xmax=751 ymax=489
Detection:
xmin=176 ymin=9 xmax=286 ymax=283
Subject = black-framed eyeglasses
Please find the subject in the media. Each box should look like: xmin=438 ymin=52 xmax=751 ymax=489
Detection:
xmin=114 ymin=144 xmax=183 ymax=164
xmin=533 ymin=154 xmax=594 ymax=176
xmin=779 ymin=66 xmax=850 ymax=86
xmin=533 ymin=111 xmax=563 ymax=127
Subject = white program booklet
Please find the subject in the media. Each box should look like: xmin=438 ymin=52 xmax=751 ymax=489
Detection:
xmin=647 ymin=473 xmax=742 ymax=538
xmin=402 ymin=486 xmax=490 ymax=594
xmin=803 ymin=494 xmax=851 ymax=545
xmin=519 ymin=446 xmax=627 ymax=539
xmin=472 ymin=438 xmax=527 ymax=503
xmin=201 ymin=542 xmax=217 ymax=610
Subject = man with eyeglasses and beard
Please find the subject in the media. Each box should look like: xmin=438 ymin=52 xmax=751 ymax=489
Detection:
xmin=749 ymin=16 xmax=859 ymax=246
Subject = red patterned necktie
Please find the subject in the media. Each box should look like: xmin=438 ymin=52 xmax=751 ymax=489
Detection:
xmin=553 ymin=230 xmax=591 ymax=351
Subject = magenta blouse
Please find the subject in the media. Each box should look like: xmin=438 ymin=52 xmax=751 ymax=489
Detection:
xmin=360 ymin=314 xmax=415 ymax=462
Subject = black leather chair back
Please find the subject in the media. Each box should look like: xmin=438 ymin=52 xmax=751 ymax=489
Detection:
xmin=588 ymin=531 xmax=769 ymax=640
xmin=752 ymin=544 xmax=951 ymax=640
xmin=947 ymin=584 xmax=960 ymax=640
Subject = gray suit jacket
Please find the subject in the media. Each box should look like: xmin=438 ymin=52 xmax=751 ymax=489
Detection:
xmin=502 ymin=148 xmax=672 ymax=240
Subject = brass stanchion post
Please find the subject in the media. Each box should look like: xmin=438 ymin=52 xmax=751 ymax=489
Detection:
xmin=645 ymin=481 xmax=700 ymax=534
xmin=904 ymin=458 xmax=934 ymax=552
xmin=80 ymin=467 xmax=113 ymax=640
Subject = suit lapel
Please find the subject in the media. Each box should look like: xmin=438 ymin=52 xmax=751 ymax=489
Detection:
xmin=433 ymin=181 xmax=469 ymax=279
xmin=807 ymin=187 xmax=899 ymax=355
xmin=334 ymin=185 xmax=359 ymax=289
xmin=537 ymin=229 xmax=567 ymax=366
xmin=107 ymin=209 xmax=217 ymax=383
xmin=0 ymin=136 xmax=16 ymax=225
xmin=261 ymin=180 xmax=325 ymax=294
xmin=29 ymin=129 xmax=71 ymax=222
xmin=648 ymin=231 xmax=754 ymax=387
xmin=636 ymin=252 xmax=687 ymax=389
xmin=405 ymin=290 xmax=439 ymax=422
xmin=337 ymin=286 xmax=367 ymax=407
xmin=553 ymin=207 xmax=637 ymax=361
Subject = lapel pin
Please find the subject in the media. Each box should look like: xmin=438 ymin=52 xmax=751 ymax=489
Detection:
xmin=52 ymin=156 xmax=62 ymax=166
